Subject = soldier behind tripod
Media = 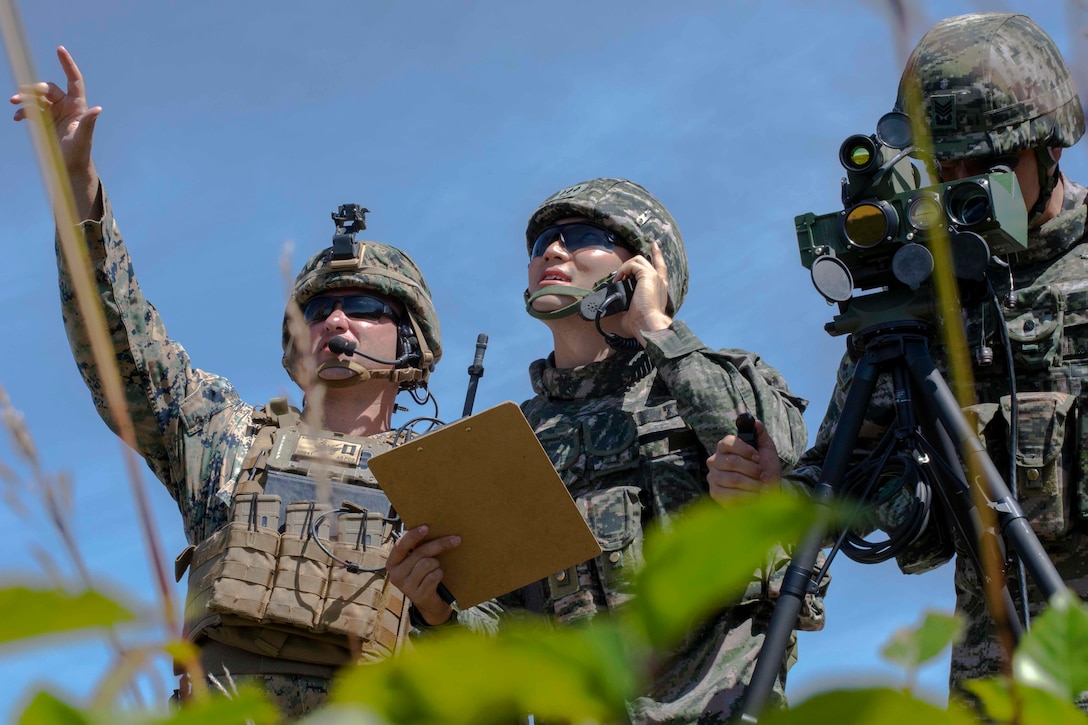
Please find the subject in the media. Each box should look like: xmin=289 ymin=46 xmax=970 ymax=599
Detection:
xmin=710 ymin=11 xmax=1088 ymax=708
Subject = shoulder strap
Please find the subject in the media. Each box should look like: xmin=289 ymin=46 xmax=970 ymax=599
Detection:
xmin=237 ymin=397 xmax=297 ymax=492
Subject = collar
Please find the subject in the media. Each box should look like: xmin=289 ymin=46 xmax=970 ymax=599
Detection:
xmin=529 ymin=349 xmax=653 ymax=401
xmin=1011 ymin=173 xmax=1088 ymax=266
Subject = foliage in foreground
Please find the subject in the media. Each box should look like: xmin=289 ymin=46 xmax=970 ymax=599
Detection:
xmin=3 ymin=491 xmax=1088 ymax=723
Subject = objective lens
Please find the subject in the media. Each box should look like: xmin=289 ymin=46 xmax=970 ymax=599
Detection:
xmin=839 ymin=135 xmax=880 ymax=174
xmin=849 ymin=146 xmax=872 ymax=168
xmin=945 ymin=181 xmax=991 ymax=227
xmin=907 ymin=194 xmax=943 ymax=231
xmin=843 ymin=202 xmax=895 ymax=248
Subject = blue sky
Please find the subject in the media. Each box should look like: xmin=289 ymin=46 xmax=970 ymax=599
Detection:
xmin=1 ymin=0 xmax=1086 ymax=719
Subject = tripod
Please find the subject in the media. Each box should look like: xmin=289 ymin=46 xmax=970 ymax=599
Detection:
xmin=739 ymin=314 xmax=1067 ymax=722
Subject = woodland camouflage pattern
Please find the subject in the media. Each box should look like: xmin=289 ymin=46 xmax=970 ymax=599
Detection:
xmin=55 ymin=186 xmax=412 ymax=717
xmin=232 ymin=674 xmax=329 ymax=719
xmin=787 ymin=175 xmax=1088 ymax=696
xmin=895 ymin=13 xmax=1085 ymax=160
xmin=284 ymin=240 xmax=442 ymax=374
xmin=525 ymin=178 xmax=689 ymax=314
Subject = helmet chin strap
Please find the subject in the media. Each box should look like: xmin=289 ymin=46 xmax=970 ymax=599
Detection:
xmin=524 ymin=284 xmax=597 ymax=320
xmin=1028 ymin=146 xmax=1061 ymax=226
xmin=524 ymin=273 xmax=623 ymax=321
xmin=314 ymin=359 xmax=406 ymax=387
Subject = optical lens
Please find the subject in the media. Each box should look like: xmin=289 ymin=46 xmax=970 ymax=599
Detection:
xmin=945 ymin=181 xmax=991 ymax=227
xmin=531 ymin=223 xmax=617 ymax=258
xmin=303 ymin=295 xmax=395 ymax=323
xmin=907 ymin=194 xmax=943 ymax=231
xmin=302 ymin=296 xmax=336 ymax=323
xmin=341 ymin=296 xmax=395 ymax=321
xmin=839 ymin=135 xmax=879 ymax=174
xmin=849 ymin=146 xmax=872 ymax=168
xmin=843 ymin=203 xmax=892 ymax=248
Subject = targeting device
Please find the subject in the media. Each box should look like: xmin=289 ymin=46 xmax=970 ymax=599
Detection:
xmin=796 ymin=112 xmax=1028 ymax=305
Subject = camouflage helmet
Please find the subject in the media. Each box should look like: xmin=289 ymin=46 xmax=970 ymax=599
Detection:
xmin=525 ymin=178 xmax=688 ymax=314
xmin=282 ymin=240 xmax=442 ymax=389
xmin=895 ymin=12 xmax=1085 ymax=161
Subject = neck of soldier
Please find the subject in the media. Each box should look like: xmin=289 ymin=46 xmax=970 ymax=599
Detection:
xmin=545 ymin=314 xmax=622 ymax=369
xmin=304 ymin=378 xmax=400 ymax=437
xmin=1032 ymin=174 xmax=1066 ymax=229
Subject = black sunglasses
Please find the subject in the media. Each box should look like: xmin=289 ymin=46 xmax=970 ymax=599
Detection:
xmin=302 ymin=294 xmax=399 ymax=324
xmin=530 ymin=222 xmax=623 ymax=259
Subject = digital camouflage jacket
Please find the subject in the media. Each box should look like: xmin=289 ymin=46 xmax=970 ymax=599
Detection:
xmin=450 ymin=322 xmax=820 ymax=724
xmin=787 ymin=175 xmax=1088 ymax=692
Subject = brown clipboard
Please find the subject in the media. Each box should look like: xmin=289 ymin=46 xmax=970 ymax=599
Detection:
xmin=368 ymin=401 xmax=602 ymax=609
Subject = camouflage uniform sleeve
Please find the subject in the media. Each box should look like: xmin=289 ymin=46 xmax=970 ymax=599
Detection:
xmin=642 ymin=320 xmax=809 ymax=469
xmin=408 ymin=593 xmax=517 ymax=638
xmin=55 ymin=183 xmax=246 ymax=507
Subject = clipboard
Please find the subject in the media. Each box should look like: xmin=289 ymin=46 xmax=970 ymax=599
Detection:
xmin=368 ymin=401 xmax=602 ymax=609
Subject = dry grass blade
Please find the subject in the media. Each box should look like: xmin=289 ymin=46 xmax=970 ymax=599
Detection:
xmin=0 ymin=0 xmax=178 ymax=636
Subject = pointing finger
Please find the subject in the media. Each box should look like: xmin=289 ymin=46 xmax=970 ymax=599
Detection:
xmin=57 ymin=46 xmax=86 ymax=101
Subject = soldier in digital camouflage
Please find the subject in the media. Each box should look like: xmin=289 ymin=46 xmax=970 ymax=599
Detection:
xmin=390 ymin=178 xmax=821 ymax=722
xmin=709 ymin=11 xmax=1088 ymax=711
xmin=12 ymin=47 xmax=443 ymax=720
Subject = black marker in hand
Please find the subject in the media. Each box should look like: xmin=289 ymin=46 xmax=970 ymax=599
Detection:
xmin=736 ymin=412 xmax=758 ymax=449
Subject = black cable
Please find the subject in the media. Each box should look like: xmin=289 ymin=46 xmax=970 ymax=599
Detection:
xmin=392 ymin=416 xmax=445 ymax=447
xmin=836 ymin=440 xmax=936 ymax=564
xmin=594 ymin=292 xmax=639 ymax=350
xmin=988 ymin=277 xmax=1030 ymax=631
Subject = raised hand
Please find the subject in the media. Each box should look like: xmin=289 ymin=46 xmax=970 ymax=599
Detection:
xmin=615 ymin=241 xmax=672 ymax=343
xmin=10 ymin=46 xmax=101 ymax=216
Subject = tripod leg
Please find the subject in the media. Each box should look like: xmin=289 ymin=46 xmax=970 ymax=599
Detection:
xmin=903 ymin=338 xmax=1065 ymax=672
xmin=740 ymin=352 xmax=883 ymax=722
xmin=903 ymin=339 xmax=1066 ymax=599
xmin=908 ymin=385 xmax=1024 ymax=647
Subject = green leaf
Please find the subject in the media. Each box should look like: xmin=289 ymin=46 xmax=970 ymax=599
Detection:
xmin=0 ymin=586 xmax=136 ymax=647
xmin=296 ymin=704 xmax=391 ymax=724
xmin=759 ymin=687 xmax=978 ymax=725
xmin=147 ymin=686 xmax=280 ymax=725
xmin=963 ymin=677 xmax=1088 ymax=725
xmin=880 ymin=610 xmax=963 ymax=671
xmin=1013 ymin=591 xmax=1088 ymax=701
xmin=332 ymin=619 xmax=635 ymax=724
xmin=630 ymin=491 xmax=816 ymax=649
xmin=18 ymin=691 xmax=93 ymax=725
xmin=17 ymin=686 xmax=278 ymax=725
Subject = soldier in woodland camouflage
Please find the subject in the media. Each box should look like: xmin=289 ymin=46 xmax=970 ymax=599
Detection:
xmin=710 ymin=12 xmax=1088 ymax=707
xmin=13 ymin=48 xmax=441 ymax=719
xmin=389 ymin=178 xmax=821 ymax=722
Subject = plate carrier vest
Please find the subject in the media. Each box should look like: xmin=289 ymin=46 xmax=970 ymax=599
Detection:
xmin=175 ymin=398 xmax=410 ymax=676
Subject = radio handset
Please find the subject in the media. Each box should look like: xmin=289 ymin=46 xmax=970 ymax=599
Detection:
xmin=579 ymin=275 xmax=636 ymax=320
xmin=579 ymin=274 xmax=640 ymax=350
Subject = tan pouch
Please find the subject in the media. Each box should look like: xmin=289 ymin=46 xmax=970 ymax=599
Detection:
xmin=264 ymin=502 xmax=332 ymax=629
xmin=185 ymin=493 xmax=281 ymax=635
xmin=319 ymin=512 xmax=405 ymax=660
